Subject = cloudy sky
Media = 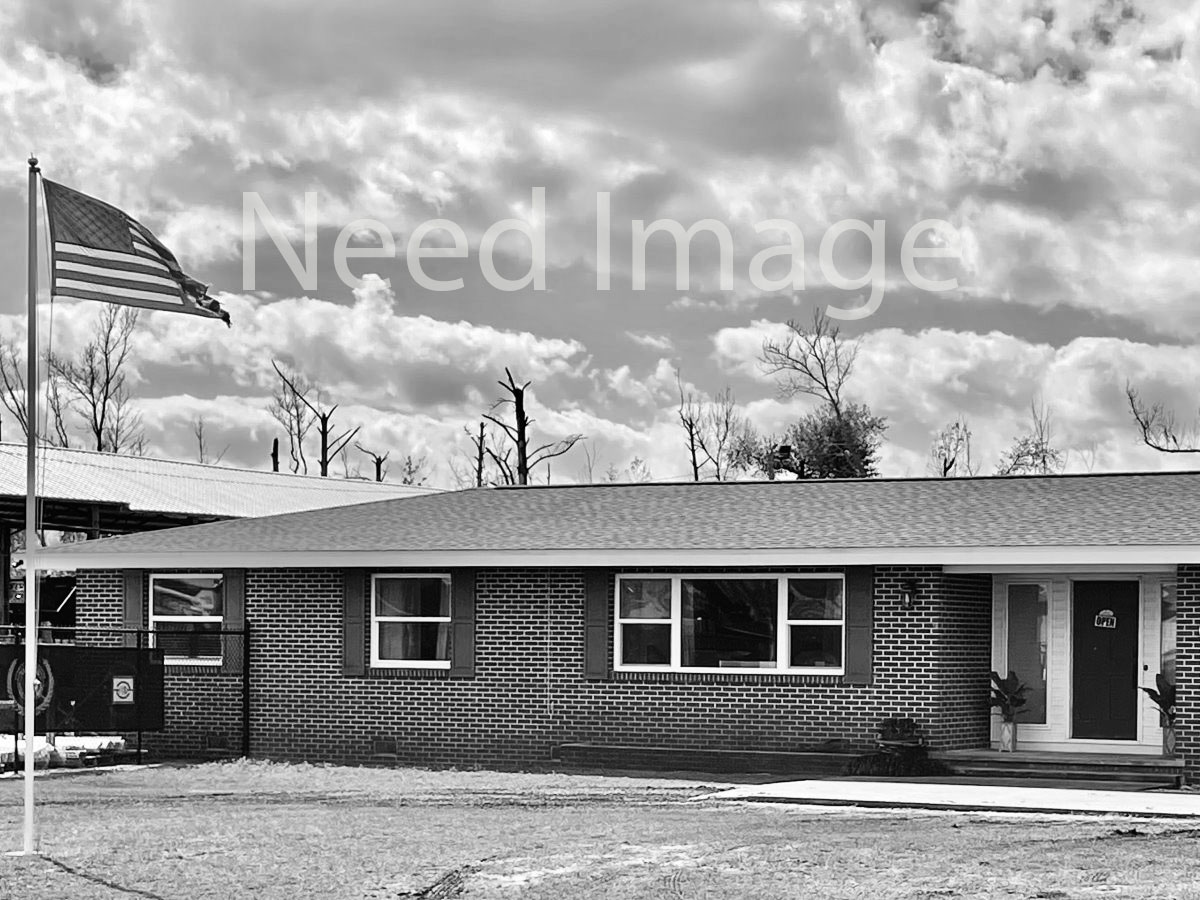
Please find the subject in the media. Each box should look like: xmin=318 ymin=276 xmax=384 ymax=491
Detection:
xmin=0 ymin=0 xmax=1198 ymax=486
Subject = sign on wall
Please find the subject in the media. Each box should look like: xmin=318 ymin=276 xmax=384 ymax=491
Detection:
xmin=111 ymin=676 xmax=135 ymax=705
xmin=0 ymin=645 xmax=164 ymax=733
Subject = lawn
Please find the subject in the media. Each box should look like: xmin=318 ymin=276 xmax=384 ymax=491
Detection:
xmin=2 ymin=761 xmax=1199 ymax=899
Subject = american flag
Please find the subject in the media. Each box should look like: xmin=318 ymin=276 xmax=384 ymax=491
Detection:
xmin=42 ymin=179 xmax=230 ymax=326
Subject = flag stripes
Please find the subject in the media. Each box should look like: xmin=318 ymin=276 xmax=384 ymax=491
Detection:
xmin=41 ymin=179 xmax=230 ymax=325
xmin=53 ymin=231 xmax=191 ymax=308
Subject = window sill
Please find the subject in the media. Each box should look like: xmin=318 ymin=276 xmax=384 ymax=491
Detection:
xmin=365 ymin=667 xmax=450 ymax=680
xmin=370 ymin=660 xmax=451 ymax=670
xmin=615 ymin=665 xmax=845 ymax=676
xmin=612 ymin=669 xmax=846 ymax=685
xmin=164 ymin=658 xmax=223 ymax=668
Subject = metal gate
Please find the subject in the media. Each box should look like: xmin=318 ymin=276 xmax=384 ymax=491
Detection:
xmin=1 ymin=624 xmax=250 ymax=769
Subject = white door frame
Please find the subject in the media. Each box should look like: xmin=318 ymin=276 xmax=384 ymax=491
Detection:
xmin=991 ymin=572 xmax=1166 ymax=754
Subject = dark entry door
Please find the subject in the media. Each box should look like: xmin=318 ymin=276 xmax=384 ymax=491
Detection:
xmin=1072 ymin=581 xmax=1139 ymax=740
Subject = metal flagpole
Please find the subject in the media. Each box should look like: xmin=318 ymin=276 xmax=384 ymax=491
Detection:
xmin=22 ymin=155 xmax=40 ymax=856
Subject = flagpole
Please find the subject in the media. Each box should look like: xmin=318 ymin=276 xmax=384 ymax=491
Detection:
xmin=22 ymin=155 xmax=40 ymax=856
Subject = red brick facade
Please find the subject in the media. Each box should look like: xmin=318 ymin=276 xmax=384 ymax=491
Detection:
xmin=74 ymin=569 xmax=244 ymax=758
xmin=71 ymin=564 xmax=995 ymax=767
xmin=1176 ymin=565 xmax=1200 ymax=778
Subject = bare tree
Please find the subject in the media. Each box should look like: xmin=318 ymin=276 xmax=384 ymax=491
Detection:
xmin=929 ymin=417 xmax=979 ymax=477
xmin=354 ymin=441 xmax=390 ymax=482
xmin=103 ymin=388 xmax=146 ymax=455
xmin=468 ymin=422 xmax=487 ymax=487
xmin=484 ymin=434 xmax=517 ymax=485
xmin=483 ymin=368 xmax=582 ymax=485
xmin=50 ymin=306 xmax=144 ymax=453
xmin=0 ymin=338 xmax=71 ymax=446
xmin=396 ymin=453 xmax=430 ymax=486
xmin=760 ymin=310 xmax=858 ymax=416
xmin=270 ymin=360 xmax=361 ymax=477
xmin=1126 ymin=383 xmax=1200 ymax=454
xmin=1072 ymin=441 xmax=1100 ymax=473
xmin=696 ymin=387 xmax=752 ymax=481
xmin=580 ymin=441 xmax=601 ymax=483
xmin=338 ymin=445 xmax=362 ymax=479
xmin=192 ymin=415 xmax=228 ymax=465
xmin=996 ymin=401 xmax=1066 ymax=475
xmin=0 ymin=338 xmax=28 ymax=440
xmin=601 ymin=456 xmax=654 ymax=483
xmin=268 ymin=362 xmax=314 ymax=473
xmin=450 ymin=422 xmax=494 ymax=488
xmin=676 ymin=372 xmax=704 ymax=481
xmin=46 ymin=375 xmax=71 ymax=448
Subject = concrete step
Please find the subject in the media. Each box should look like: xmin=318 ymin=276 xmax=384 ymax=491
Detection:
xmin=950 ymin=764 xmax=1180 ymax=786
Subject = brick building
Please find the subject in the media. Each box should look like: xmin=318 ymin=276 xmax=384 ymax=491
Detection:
xmin=33 ymin=474 xmax=1200 ymax=777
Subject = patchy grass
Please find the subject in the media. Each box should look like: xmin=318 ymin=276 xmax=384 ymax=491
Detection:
xmin=1 ymin=761 xmax=1199 ymax=899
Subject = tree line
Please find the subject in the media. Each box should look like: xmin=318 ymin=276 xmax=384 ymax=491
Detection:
xmin=0 ymin=306 xmax=1193 ymax=485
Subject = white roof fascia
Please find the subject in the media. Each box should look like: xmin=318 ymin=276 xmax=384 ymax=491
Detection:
xmin=25 ymin=544 xmax=1200 ymax=571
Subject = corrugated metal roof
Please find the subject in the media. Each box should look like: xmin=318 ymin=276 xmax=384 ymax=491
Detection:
xmin=0 ymin=443 xmax=435 ymax=519
xmin=34 ymin=470 xmax=1200 ymax=559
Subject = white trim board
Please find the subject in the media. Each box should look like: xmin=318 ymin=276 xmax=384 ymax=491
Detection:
xmin=26 ymin=544 xmax=1200 ymax=572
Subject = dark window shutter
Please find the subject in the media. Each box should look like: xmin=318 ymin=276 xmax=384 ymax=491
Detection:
xmin=842 ymin=566 xmax=874 ymax=685
xmin=123 ymin=569 xmax=144 ymax=648
xmin=343 ymin=569 xmax=366 ymax=676
xmin=221 ymin=569 xmax=246 ymax=675
xmin=584 ymin=569 xmax=611 ymax=680
xmin=449 ymin=568 xmax=477 ymax=678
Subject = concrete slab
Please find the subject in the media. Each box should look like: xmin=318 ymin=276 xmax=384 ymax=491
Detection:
xmin=702 ymin=779 xmax=1200 ymax=818
xmin=835 ymin=775 xmax=1164 ymax=792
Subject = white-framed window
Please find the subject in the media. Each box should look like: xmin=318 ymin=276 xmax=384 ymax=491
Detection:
xmin=1005 ymin=582 xmax=1048 ymax=724
xmin=615 ymin=573 xmax=845 ymax=674
xmin=149 ymin=573 xmax=224 ymax=665
xmin=1161 ymin=580 xmax=1177 ymax=685
xmin=371 ymin=574 xmax=452 ymax=669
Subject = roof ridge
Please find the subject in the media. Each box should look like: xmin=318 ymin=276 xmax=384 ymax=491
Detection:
xmin=494 ymin=469 xmax=1200 ymax=489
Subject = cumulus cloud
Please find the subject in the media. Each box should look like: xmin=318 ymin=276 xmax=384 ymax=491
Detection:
xmin=2 ymin=1 xmax=1197 ymax=483
xmin=625 ymin=332 xmax=673 ymax=352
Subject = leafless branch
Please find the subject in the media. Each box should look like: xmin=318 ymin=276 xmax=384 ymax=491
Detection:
xmin=759 ymin=310 xmax=858 ymax=417
xmin=1126 ymin=382 xmax=1200 ymax=454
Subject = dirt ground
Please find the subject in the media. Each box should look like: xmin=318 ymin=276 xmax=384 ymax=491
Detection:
xmin=2 ymin=761 xmax=1200 ymax=899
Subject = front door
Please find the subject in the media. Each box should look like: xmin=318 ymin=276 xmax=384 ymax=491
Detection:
xmin=1071 ymin=581 xmax=1139 ymax=740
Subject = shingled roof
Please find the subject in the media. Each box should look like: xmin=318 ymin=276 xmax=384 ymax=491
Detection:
xmin=33 ymin=471 xmax=1200 ymax=569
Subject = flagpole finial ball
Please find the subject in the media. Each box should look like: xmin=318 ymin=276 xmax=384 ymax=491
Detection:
xmin=27 ymin=156 xmax=37 ymax=170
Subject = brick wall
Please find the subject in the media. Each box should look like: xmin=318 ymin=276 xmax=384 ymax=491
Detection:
xmin=75 ymin=570 xmax=124 ymax=638
xmin=72 ymin=564 xmax=995 ymax=767
xmin=74 ymin=569 xmax=243 ymax=757
xmin=1177 ymin=565 xmax=1199 ymax=779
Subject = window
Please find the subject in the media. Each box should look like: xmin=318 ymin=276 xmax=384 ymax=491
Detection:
xmin=1006 ymin=583 xmax=1048 ymax=724
xmin=372 ymin=575 xmax=451 ymax=668
xmin=617 ymin=578 xmax=671 ymax=665
xmin=615 ymin=574 xmax=845 ymax=674
xmin=1161 ymin=581 xmax=1177 ymax=685
xmin=787 ymin=577 xmax=844 ymax=669
xmin=149 ymin=574 xmax=224 ymax=665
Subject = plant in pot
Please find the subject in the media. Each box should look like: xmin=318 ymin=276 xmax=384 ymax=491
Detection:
xmin=876 ymin=717 xmax=922 ymax=751
xmin=1140 ymin=673 xmax=1177 ymax=757
xmin=989 ymin=670 xmax=1029 ymax=752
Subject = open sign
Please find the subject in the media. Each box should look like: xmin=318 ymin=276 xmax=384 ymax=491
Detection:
xmin=1094 ymin=609 xmax=1117 ymax=629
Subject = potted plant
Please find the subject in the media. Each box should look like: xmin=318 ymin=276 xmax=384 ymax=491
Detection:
xmin=989 ymin=670 xmax=1029 ymax=752
xmin=876 ymin=717 xmax=922 ymax=752
xmin=1140 ymin=673 xmax=1177 ymax=757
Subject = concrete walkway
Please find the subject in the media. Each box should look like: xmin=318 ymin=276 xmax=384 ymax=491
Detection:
xmin=702 ymin=779 xmax=1200 ymax=818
